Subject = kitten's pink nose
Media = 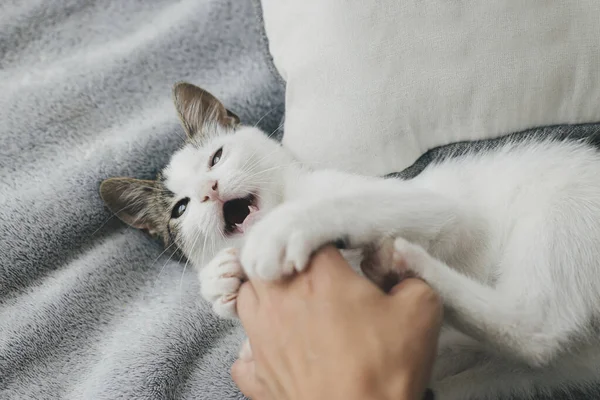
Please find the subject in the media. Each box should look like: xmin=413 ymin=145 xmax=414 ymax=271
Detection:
xmin=201 ymin=180 xmax=220 ymax=202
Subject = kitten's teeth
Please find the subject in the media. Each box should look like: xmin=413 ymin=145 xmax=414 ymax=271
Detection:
xmin=235 ymin=223 xmax=244 ymax=233
xmin=248 ymin=205 xmax=258 ymax=213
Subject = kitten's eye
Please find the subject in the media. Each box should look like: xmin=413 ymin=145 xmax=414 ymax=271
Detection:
xmin=171 ymin=198 xmax=190 ymax=219
xmin=210 ymin=147 xmax=223 ymax=167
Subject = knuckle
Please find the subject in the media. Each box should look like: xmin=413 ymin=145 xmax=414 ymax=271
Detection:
xmin=416 ymin=284 xmax=443 ymax=319
xmin=416 ymin=282 xmax=440 ymax=302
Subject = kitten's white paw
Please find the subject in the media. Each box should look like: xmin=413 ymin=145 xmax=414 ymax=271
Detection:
xmin=199 ymin=247 xmax=246 ymax=319
xmin=241 ymin=206 xmax=325 ymax=281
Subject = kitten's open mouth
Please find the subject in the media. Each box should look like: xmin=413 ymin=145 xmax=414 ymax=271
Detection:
xmin=223 ymin=194 xmax=259 ymax=235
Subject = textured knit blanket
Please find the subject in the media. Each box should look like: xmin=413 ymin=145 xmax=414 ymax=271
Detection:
xmin=0 ymin=1 xmax=282 ymax=398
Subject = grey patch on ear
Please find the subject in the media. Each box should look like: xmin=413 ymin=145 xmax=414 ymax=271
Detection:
xmin=172 ymin=82 xmax=240 ymax=139
xmin=99 ymin=177 xmax=170 ymax=239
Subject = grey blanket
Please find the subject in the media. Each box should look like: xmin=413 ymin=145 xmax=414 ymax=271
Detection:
xmin=1 ymin=1 xmax=599 ymax=399
xmin=0 ymin=1 xmax=283 ymax=398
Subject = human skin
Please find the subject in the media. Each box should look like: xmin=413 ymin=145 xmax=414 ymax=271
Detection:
xmin=231 ymin=246 xmax=443 ymax=400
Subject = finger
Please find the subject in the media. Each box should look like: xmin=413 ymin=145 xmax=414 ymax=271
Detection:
xmin=389 ymin=277 xmax=437 ymax=301
xmin=246 ymin=246 xmax=360 ymax=302
xmin=243 ymin=277 xmax=271 ymax=298
xmin=307 ymin=246 xmax=384 ymax=298
xmin=238 ymin=339 xmax=253 ymax=362
xmin=231 ymin=359 xmax=271 ymax=400
xmin=307 ymin=246 xmax=361 ymax=282
xmin=388 ymin=278 xmax=443 ymax=325
xmin=237 ymin=281 xmax=259 ymax=327
xmin=388 ymin=276 xmax=424 ymax=295
xmin=240 ymin=249 xmax=339 ymax=303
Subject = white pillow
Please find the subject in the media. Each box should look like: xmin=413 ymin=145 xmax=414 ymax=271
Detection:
xmin=261 ymin=0 xmax=600 ymax=176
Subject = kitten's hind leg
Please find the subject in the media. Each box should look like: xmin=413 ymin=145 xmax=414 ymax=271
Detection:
xmin=392 ymin=237 xmax=569 ymax=368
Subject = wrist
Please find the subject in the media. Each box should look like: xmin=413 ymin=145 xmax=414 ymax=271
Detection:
xmin=395 ymin=378 xmax=428 ymax=400
xmin=399 ymin=387 xmax=434 ymax=400
xmin=345 ymin=371 xmax=429 ymax=400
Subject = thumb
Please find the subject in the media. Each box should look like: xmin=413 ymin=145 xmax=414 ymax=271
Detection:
xmin=389 ymin=277 xmax=434 ymax=297
xmin=388 ymin=277 xmax=424 ymax=296
xmin=231 ymin=359 xmax=271 ymax=400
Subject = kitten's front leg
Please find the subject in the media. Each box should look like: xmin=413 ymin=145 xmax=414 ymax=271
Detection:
xmin=241 ymin=185 xmax=472 ymax=281
xmin=199 ymin=247 xmax=246 ymax=319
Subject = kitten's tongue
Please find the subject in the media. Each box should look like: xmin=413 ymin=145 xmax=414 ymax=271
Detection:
xmin=235 ymin=205 xmax=260 ymax=234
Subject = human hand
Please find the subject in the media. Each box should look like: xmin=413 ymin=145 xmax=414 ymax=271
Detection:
xmin=231 ymin=246 xmax=443 ymax=400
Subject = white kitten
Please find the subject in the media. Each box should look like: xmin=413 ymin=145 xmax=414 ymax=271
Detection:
xmin=101 ymin=82 xmax=600 ymax=400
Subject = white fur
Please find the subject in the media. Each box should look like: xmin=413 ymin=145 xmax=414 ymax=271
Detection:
xmin=163 ymin=125 xmax=600 ymax=400
xmin=162 ymin=126 xmax=287 ymax=266
xmin=198 ymin=247 xmax=245 ymax=317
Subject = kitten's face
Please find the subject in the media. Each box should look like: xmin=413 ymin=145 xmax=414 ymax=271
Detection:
xmin=162 ymin=124 xmax=288 ymax=262
xmin=100 ymin=82 xmax=292 ymax=265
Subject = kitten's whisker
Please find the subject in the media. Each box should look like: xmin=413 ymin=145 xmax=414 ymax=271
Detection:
xmin=266 ymin=119 xmax=284 ymax=139
xmin=215 ymin=221 xmax=226 ymax=240
xmin=89 ymin=214 xmax=119 ymax=237
xmin=240 ymin=138 xmax=293 ymax=171
xmin=157 ymin=243 xmax=180 ymax=279
xmin=253 ymin=106 xmax=279 ymax=128
xmin=151 ymin=242 xmax=177 ymax=267
xmin=90 ymin=198 xmax=150 ymax=237
xmin=237 ymin=140 xmax=285 ymax=174
xmin=226 ymin=177 xmax=282 ymax=197
xmin=238 ymin=147 xmax=267 ymax=173
xmin=180 ymin=229 xmax=202 ymax=304
xmin=240 ymin=185 xmax=280 ymax=197
xmin=158 ymin=241 xmax=182 ymax=280
xmin=241 ymin=162 xmax=305 ymax=180
xmin=200 ymin=227 xmax=210 ymax=268
xmin=238 ymin=132 xmax=287 ymax=172
xmin=96 ymin=190 xmax=170 ymax=237
xmin=239 ymin=145 xmax=285 ymax=173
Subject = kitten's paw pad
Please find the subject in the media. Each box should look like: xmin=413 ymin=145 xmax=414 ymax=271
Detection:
xmin=392 ymin=237 xmax=429 ymax=277
xmin=199 ymin=247 xmax=246 ymax=319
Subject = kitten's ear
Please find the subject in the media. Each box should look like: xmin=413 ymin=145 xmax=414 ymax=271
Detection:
xmin=99 ymin=177 xmax=160 ymax=233
xmin=172 ymin=82 xmax=239 ymax=138
xmin=226 ymin=108 xmax=240 ymax=125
